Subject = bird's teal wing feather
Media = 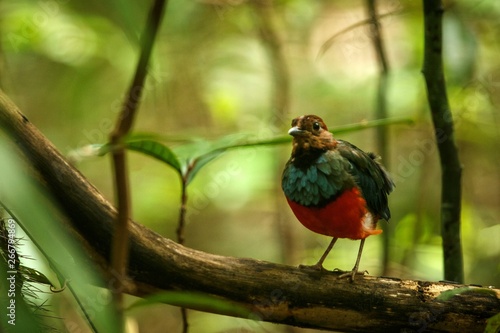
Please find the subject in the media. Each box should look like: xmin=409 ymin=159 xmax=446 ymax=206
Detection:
xmin=336 ymin=140 xmax=395 ymax=220
xmin=282 ymin=150 xmax=353 ymax=207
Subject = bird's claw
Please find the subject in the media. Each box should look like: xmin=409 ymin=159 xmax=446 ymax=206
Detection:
xmin=335 ymin=268 xmax=369 ymax=281
xmin=298 ymin=265 xmax=369 ymax=281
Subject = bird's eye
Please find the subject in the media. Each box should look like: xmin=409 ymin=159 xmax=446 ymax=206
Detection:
xmin=312 ymin=122 xmax=321 ymax=131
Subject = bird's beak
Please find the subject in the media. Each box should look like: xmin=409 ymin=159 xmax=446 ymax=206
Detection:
xmin=288 ymin=126 xmax=305 ymax=137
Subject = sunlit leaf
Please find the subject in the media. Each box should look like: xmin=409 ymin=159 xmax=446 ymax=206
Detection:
xmin=127 ymin=291 xmax=251 ymax=318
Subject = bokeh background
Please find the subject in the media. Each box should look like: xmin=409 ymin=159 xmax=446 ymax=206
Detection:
xmin=1 ymin=0 xmax=499 ymax=332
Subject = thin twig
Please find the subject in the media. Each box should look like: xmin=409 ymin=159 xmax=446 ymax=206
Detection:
xmin=108 ymin=0 xmax=168 ymax=317
xmin=316 ymin=10 xmax=403 ymax=60
xmin=177 ymin=181 xmax=188 ymax=245
xmin=177 ymin=169 xmax=190 ymax=333
xmin=365 ymin=0 xmax=391 ymax=276
xmin=422 ymin=0 xmax=464 ymax=283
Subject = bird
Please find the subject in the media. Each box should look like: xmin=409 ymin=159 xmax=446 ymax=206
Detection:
xmin=281 ymin=115 xmax=394 ymax=281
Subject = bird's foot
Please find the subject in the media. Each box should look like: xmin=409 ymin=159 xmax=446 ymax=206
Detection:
xmin=298 ymin=263 xmax=326 ymax=271
xmin=334 ymin=268 xmax=369 ymax=282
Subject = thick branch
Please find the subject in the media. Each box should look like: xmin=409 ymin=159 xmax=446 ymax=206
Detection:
xmin=422 ymin=1 xmax=464 ymax=283
xmin=0 ymin=91 xmax=497 ymax=333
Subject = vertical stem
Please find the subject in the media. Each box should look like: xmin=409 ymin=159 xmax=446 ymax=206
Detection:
xmin=109 ymin=150 xmax=131 ymax=310
xmin=180 ymin=307 xmax=189 ymax=333
xmin=177 ymin=181 xmax=187 ymax=246
xmin=422 ymin=0 xmax=464 ymax=283
xmin=109 ymin=0 xmax=168 ymax=319
xmin=177 ymin=172 xmax=190 ymax=332
xmin=365 ymin=0 xmax=391 ymax=276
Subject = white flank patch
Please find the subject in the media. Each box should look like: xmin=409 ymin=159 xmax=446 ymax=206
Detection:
xmin=362 ymin=212 xmax=374 ymax=231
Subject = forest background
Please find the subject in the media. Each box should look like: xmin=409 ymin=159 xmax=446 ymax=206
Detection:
xmin=1 ymin=0 xmax=499 ymax=332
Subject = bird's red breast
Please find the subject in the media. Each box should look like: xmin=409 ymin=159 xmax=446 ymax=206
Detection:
xmin=286 ymin=187 xmax=382 ymax=240
xmin=282 ymin=115 xmax=394 ymax=241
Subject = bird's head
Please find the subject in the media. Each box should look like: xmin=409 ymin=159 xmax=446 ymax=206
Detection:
xmin=288 ymin=115 xmax=336 ymax=155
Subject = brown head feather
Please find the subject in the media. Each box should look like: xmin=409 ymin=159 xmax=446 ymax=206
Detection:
xmin=288 ymin=115 xmax=337 ymax=165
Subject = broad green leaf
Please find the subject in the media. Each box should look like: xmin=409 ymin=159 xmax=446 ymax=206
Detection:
xmin=127 ymin=291 xmax=251 ymax=318
xmin=175 ymin=133 xmax=254 ymax=185
xmin=186 ymin=148 xmax=226 ymax=185
xmin=124 ymin=138 xmax=182 ymax=174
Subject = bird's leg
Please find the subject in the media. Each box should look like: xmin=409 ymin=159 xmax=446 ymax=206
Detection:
xmin=299 ymin=237 xmax=338 ymax=271
xmin=338 ymin=238 xmax=368 ymax=281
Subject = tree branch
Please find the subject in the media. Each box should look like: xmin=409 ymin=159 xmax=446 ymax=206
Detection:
xmin=422 ymin=0 xmax=464 ymax=283
xmin=0 ymin=91 xmax=497 ymax=332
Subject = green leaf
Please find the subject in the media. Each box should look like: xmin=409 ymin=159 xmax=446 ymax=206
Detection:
xmin=124 ymin=137 xmax=182 ymax=174
xmin=127 ymin=291 xmax=251 ymax=318
xmin=0 ymin=141 xmax=121 ymax=333
xmin=176 ymin=133 xmax=253 ymax=185
xmin=185 ymin=148 xmax=226 ymax=185
xmin=20 ymin=265 xmax=53 ymax=286
xmin=485 ymin=312 xmax=500 ymax=333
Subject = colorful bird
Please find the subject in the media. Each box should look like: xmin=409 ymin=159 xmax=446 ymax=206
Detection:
xmin=282 ymin=115 xmax=394 ymax=281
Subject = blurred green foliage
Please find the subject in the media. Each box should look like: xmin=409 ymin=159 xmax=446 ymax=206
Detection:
xmin=0 ymin=138 xmax=121 ymax=333
xmin=1 ymin=0 xmax=500 ymax=332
